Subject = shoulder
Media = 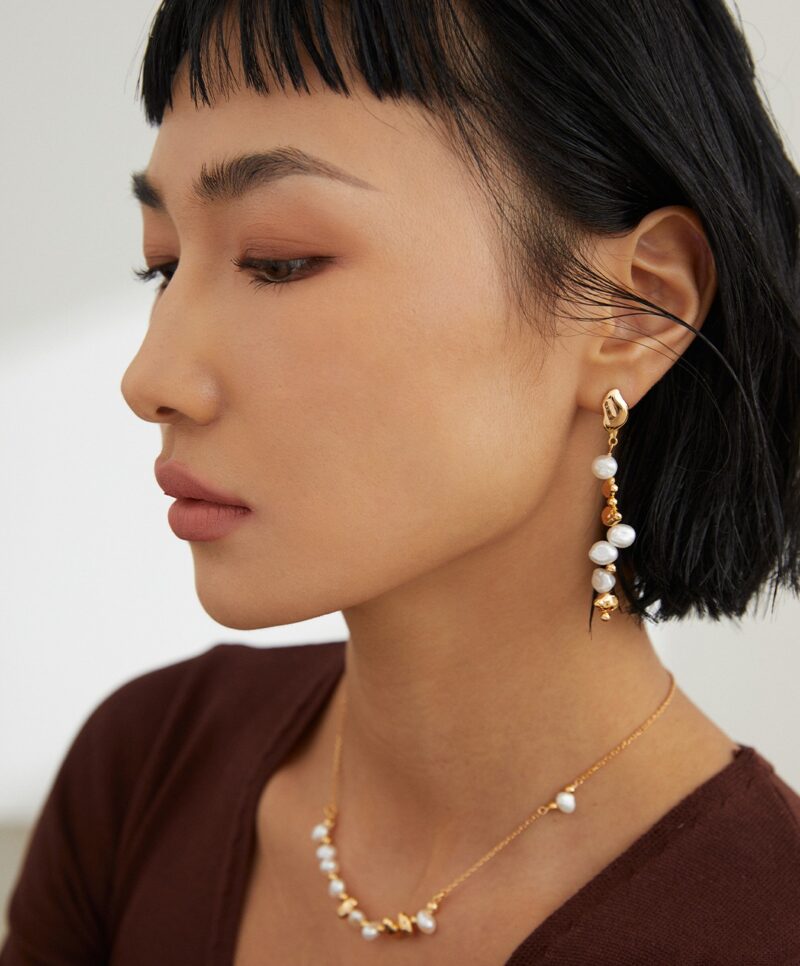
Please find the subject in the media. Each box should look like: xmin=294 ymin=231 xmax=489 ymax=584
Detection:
xmin=71 ymin=639 xmax=347 ymax=811
xmin=102 ymin=637 xmax=347 ymax=702
xmin=638 ymin=744 xmax=800 ymax=962
xmin=720 ymin=744 xmax=800 ymax=861
xmin=738 ymin=745 xmax=800 ymax=870
xmin=65 ymin=640 xmax=347 ymax=792
xmin=91 ymin=638 xmax=346 ymax=739
xmin=92 ymin=641 xmax=344 ymax=718
xmin=754 ymin=752 xmax=800 ymax=830
xmin=525 ymin=744 xmax=800 ymax=964
xmin=36 ymin=638 xmax=346 ymax=821
xmin=681 ymin=745 xmax=800 ymax=962
xmin=0 ymin=640 xmax=346 ymax=963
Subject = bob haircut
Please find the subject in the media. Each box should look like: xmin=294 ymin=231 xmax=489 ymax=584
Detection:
xmin=136 ymin=0 xmax=800 ymax=625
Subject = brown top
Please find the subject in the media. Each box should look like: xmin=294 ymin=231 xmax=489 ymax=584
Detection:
xmin=2 ymin=640 xmax=800 ymax=965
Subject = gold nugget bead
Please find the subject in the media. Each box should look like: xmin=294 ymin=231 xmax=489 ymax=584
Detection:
xmin=336 ymin=896 xmax=358 ymax=917
xmin=601 ymin=505 xmax=622 ymax=526
xmin=601 ymin=479 xmax=619 ymax=499
xmin=593 ymin=592 xmax=619 ymax=620
xmin=397 ymin=912 xmax=415 ymax=933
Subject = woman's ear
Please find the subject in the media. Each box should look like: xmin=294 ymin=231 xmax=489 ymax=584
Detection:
xmin=575 ymin=205 xmax=718 ymax=411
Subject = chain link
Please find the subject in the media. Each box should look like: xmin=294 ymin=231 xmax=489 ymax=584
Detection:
xmin=325 ymin=668 xmax=676 ymax=911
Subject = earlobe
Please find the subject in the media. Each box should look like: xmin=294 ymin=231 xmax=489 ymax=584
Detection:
xmin=576 ymin=205 xmax=717 ymax=411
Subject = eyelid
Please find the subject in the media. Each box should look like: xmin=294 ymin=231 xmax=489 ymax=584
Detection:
xmin=132 ymin=261 xmax=177 ymax=285
xmin=231 ymin=254 xmax=332 ymax=288
xmin=131 ymin=254 xmax=331 ymax=292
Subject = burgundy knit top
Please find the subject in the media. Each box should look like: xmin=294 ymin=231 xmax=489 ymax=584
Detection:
xmin=2 ymin=640 xmax=799 ymax=965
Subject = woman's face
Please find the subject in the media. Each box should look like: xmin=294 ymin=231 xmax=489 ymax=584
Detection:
xmin=121 ymin=47 xmax=580 ymax=630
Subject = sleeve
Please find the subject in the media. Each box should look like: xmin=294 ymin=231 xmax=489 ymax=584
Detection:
xmin=0 ymin=651 xmax=209 ymax=965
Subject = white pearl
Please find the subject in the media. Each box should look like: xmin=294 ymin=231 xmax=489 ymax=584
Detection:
xmin=311 ymin=823 xmax=329 ymax=842
xmin=361 ymin=923 xmax=379 ymax=941
xmin=591 ymin=455 xmax=618 ymax=479
xmin=328 ymin=878 xmax=346 ymax=897
xmin=319 ymin=858 xmax=338 ymax=873
xmin=416 ymin=910 xmax=437 ymax=934
xmin=589 ymin=541 xmax=618 ymax=565
xmin=316 ymin=843 xmax=336 ymax=860
xmin=591 ymin=568 xmax=616 ymax=593
xmin=556 ymin=791 xmax=576 ymax=813
xmin=607 ymin=523 xmax=636 ymax=548
xmin=349 ymin=909 xmax=365 ymax=925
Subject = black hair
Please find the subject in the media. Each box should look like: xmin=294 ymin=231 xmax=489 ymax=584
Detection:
xmin=135 ymin=0 xmax=800 ymax=625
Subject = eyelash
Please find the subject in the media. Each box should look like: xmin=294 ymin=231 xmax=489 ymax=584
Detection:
xmin=132 ymin=255 xmax=329 ymax=293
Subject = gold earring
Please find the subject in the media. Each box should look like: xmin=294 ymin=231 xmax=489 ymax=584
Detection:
xmin=589 ymin=389 xmax=636 ymax=621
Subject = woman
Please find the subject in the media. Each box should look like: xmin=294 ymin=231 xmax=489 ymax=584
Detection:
xmin=3 ymin=1 xmax=799 ymax=963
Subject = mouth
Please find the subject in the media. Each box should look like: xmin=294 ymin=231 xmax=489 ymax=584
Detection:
xmin=154 ymin=456 xmax=251 ymax=507
xmin=154 ymin=456 xmax=253 ymax=541
xmin=167 ymin=497 xmax=252 ymax=542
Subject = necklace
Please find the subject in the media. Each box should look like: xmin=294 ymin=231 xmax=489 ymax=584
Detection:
xmin=310 ymin=670 xmax=677 ymax=942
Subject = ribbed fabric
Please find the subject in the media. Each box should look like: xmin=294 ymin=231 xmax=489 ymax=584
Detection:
xmin=2 ymin=640 xmax=799 ymax=965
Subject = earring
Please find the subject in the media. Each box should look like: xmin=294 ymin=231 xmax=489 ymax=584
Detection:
xmin=588 ymin=389 xmax=636 ymax=621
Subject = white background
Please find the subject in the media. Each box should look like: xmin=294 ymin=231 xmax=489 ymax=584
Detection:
xmin=1 ymin=0 xmax=798 ymax=837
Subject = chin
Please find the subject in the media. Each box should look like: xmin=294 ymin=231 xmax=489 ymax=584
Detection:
xmin=195 ymin=591 xmax=294 ymax=631
xmin=199 ymin=602 xmax=269 ymax=631
xmin=192 ymin=574 xmax=332 ymax=632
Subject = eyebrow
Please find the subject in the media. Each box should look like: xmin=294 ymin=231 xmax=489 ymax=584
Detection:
xmin=130 ymin=147 xmax=379 ymax=211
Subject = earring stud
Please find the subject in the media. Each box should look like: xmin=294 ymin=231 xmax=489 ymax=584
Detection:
xmin=589 ymin=389 xmax=636 ymax=621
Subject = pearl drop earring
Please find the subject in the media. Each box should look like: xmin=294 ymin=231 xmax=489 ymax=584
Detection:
xmin=589 ymin=389 xmax=636 ymax=621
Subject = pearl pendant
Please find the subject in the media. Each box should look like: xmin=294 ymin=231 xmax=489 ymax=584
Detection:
xmin=415 ymin=909 xmax=437 ymax=934
xmin=591 ymin=568 xmax=616 ymax=593
xmin=591 ymin=455 xmax=618 ymax=479
xmin=589 ymin=540 xmax=618 ymax=565
xmin=311 ymin=822 xmax=329 ymax=842
xmin=361 ymin=923 xmax=379 ymax=940
xmin=328 ymin=878 xmax=346 ymax=897
xmin=555 ymin=790 xmax=576 ymax=813
xmin=607 ymin=523 xmax=636 ymax=548
xmin=316 ymin=843 xmax=336 ymax=860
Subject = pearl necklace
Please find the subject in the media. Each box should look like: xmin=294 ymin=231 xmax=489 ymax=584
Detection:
xmin=310 ymin=669 xmax=677 ymax=941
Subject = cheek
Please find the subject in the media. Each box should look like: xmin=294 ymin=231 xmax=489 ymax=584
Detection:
xmin=226 ymin=250 xmax=564 ymax=592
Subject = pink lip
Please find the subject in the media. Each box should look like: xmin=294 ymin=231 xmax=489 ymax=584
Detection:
xmin=154 ymin=457 xmax=250 ymax=507
xmin=167 ymin=499 xmax=251 ymax=541
xmin=154 ymin=457 xmax=253 ymax=542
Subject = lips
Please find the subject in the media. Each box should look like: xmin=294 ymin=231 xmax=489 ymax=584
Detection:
xmin=154 ymin=457 xmax=250 ymax=507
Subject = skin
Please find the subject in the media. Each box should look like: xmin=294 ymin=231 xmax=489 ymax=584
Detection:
xmin=121 ymin=30 xmax=736 ymax=953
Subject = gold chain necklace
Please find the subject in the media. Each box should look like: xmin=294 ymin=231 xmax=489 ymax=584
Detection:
xmin=310 ymin=670 xmax=676 ymax=942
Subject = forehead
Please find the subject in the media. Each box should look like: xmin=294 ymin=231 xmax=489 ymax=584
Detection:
xmin=143 ymin=55 xmax=479 ymax=232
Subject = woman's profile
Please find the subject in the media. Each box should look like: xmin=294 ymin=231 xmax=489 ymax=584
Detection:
xmin=3 ymin=0 xmax=800 ymax=963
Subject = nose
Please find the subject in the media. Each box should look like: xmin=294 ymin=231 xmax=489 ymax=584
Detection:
xmin=119 ymin=304 xmax=221 ymax=428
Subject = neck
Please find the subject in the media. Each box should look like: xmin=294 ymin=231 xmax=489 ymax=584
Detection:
xmin=329 ymin=514 xmax=677 ymax=870
xmin=293 ymin=417 xmax=737 ymax=911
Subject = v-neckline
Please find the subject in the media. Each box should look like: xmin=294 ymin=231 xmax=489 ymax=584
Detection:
xmin=209 ymin=641 xmax=752 ymax=965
